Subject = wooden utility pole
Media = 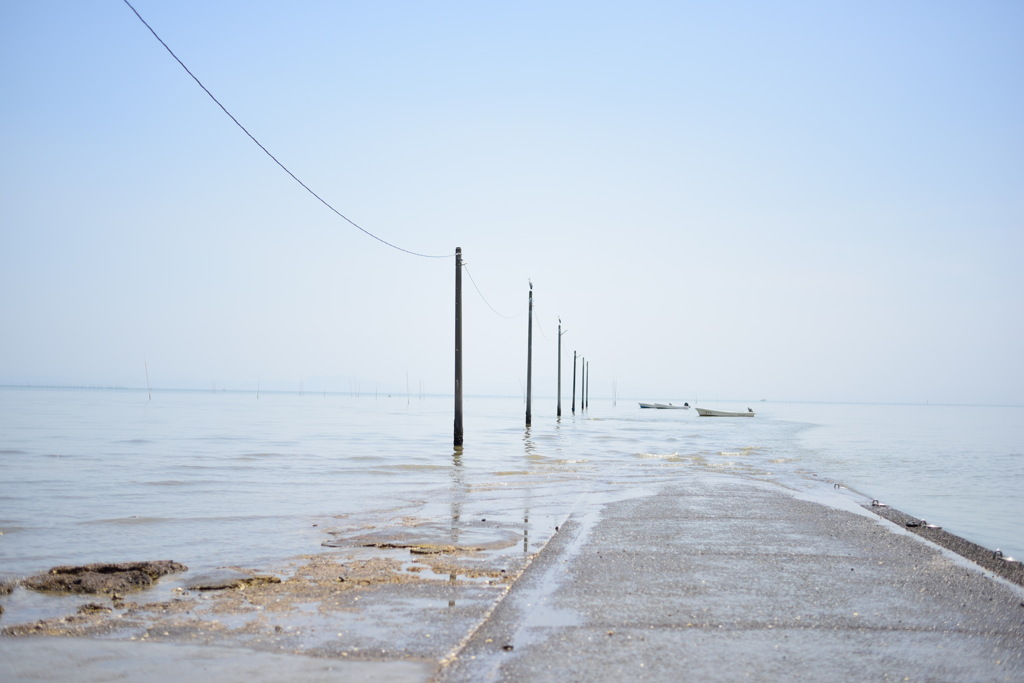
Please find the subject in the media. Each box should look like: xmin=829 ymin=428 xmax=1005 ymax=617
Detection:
xmin=525 ymin=281 xmax=533 ymax=426
xmin=585 ymin=360 xmax=590 ymax=410
xmin=572 ymin=351 xmax=577 ymax=413
xmin=557 ymin=319 xmax=565 ymax=417
xmin=454 ymin=247 xmax=464 ymax=448
xmin=579 ymin=358 xmax=586 ymax=412
xmin=581 ymin=358 xmax=589 ymax=411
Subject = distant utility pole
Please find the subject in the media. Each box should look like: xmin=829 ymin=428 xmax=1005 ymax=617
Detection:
xmin=572 ymin=351 xmax=578 ymax=414
xmin=585 ymin=360 xmax=590 ymax=410
xmin=454 ymin=247 xmax=464 ymax=448
xmin=525 ymin=281 xmax=533 ymax=427
xmin=557 ymin=319 xmax=565 ymax=417
xmin=579 ymin=356 xmax=585 ymax=412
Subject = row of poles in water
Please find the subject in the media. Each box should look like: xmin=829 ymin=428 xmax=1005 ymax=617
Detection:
xmin=453 ymin=248 xmax=590 ymax=448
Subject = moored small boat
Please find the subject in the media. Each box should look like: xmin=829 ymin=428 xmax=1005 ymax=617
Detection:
xmin=638 ymin=402 xmax=690 ymax=410
xmin=695 ymin=407 xmax=755 ymax=417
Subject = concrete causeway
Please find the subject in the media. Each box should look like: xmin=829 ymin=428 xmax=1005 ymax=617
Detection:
xmin=2 ymin=475 xmax=1022 ymax=682
xmin=435 ymin=475 xmax=1024 ymax=682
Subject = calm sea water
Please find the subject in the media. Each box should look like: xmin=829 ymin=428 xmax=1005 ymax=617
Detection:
xmin=0 ymin=387 xmax=1021 ymax=585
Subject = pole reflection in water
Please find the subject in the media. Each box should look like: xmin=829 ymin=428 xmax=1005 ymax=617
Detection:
xmin=522 ymin=427 xmax=535 ymax=554
xmin=449 ymin=449 xmax=464 ymax=608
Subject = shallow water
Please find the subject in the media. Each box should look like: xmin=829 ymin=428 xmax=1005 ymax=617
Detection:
xmin=0 ymin=387 xmax=1021 ymax=585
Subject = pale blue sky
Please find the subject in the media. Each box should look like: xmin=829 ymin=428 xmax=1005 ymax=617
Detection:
xmin=1 ymin=1 xmax=1021 ymax=404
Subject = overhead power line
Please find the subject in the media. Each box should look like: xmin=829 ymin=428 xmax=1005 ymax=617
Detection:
xmin=463 ymin=264 xmax=519 ymax=319
xmin=122 ymin=0 xmax=450 ymax=259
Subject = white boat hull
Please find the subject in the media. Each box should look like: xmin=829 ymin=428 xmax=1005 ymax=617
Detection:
xmin=695 ymin=407 xmax=755 ymax=417
xmin=638 ymin=402 xmax=689 ymax=410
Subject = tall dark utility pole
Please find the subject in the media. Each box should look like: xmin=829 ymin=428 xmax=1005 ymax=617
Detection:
xmin=454 ymin=247 xmax=464 ymax=448
xmin=572 ymin=351 xmax=578 ymax=413
xmin=581 ymin=358 xmax=589 ymax=411
xmin=557 ymin=319 xmax=565 ymax=417
xmin=585 ymin=360 xmax=590 ymax=410
xmin=525 ymin=281 xmax=533 ymax=427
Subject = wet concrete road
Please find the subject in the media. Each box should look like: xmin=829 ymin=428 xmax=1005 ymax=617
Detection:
xmin=436 ymin=475 xmax=1024 ymax=682
xmin=4 ymin=475 xmax=1023 ymax=681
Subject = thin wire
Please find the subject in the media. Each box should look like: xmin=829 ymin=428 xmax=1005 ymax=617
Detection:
xmin=533 ymin=302 xmax=551 ymax=342
xmin=463 ymin=264 xmax=520 ymax=319
xmin=122 ymin=0 xmax=450 ymax=259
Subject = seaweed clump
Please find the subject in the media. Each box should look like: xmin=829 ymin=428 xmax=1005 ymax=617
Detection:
xmin=22 ymin=561 xmax=187 ymax=595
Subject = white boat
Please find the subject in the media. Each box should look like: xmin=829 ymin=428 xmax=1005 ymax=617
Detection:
xmin=638 ymin=402 xmax=690 ymax=410
xmin=695 ymin=407 xmax=755 ymax=417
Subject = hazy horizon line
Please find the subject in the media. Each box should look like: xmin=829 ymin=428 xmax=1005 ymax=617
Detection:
xmin=1 ymin=384 xmax=1020 ymax=409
